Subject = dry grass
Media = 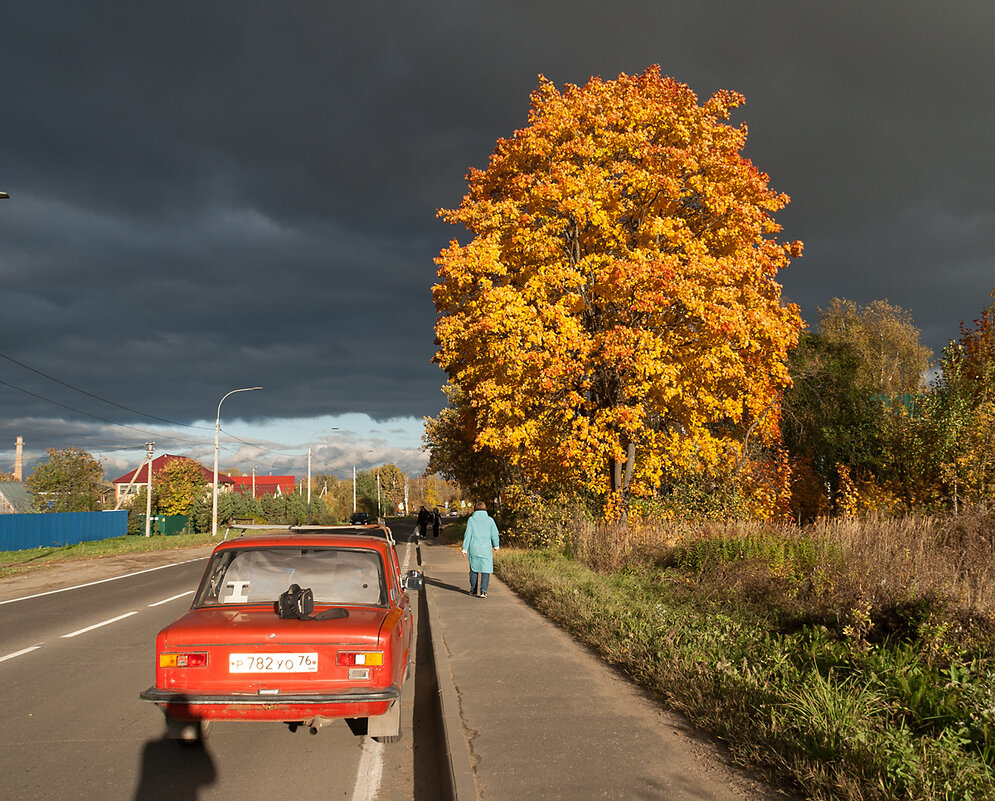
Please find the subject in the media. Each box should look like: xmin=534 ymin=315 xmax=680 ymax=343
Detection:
xmin=567 ymin=507 xmax=995 ymax=645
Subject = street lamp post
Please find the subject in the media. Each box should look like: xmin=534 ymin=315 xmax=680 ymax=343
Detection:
xmin=306 ymin=428 xmax=338 ymax=520
xmin=212 ymin=386 xmax=262 ymax=537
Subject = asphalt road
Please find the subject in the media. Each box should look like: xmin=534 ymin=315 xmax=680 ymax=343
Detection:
xmin=0 ymin=536 xmax=438 ymax=801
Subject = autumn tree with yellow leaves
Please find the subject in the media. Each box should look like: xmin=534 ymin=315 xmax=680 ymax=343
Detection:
xmin=926 ymin=290 xmax=995 ymax=509
xmin=431 ymin=67 xmax=802 ymax=516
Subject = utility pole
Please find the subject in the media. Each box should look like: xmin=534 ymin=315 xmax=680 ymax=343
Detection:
xmin=251 ymin=467 xmax=256 ymax=499
xmin=144 ymin=442 xmax=155 ymax=538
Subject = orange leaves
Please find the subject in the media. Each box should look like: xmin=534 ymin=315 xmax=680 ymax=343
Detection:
xmin=432 ymin=66 xmax=802 ymax=509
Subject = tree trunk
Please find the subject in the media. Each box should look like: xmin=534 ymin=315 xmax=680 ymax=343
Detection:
xmin=608 ymin=439 xmax=636 ymax=524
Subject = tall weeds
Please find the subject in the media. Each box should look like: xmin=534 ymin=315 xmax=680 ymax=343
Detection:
xmin=569 ymin=507 xmax=995 ymax=637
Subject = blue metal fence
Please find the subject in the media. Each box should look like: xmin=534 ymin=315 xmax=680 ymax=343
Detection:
xmin=0 ymin=510 xmax=128 ymax=551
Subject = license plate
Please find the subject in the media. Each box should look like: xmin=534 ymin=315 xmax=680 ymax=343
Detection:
xmin=229 ymin=653 xmax=319 ymax=673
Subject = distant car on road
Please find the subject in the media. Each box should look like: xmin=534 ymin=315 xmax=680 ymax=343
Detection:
xmin=350 ymin=512 xmax=371 ymax=525
xmin=140 ymin=526 xmax=422 ymax=744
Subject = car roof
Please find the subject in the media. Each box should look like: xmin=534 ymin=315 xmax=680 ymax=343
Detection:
xmin=292 ymin=524 xmax=394 ymax=545
xmin=211 ymin=527 xmax=393 ymax=552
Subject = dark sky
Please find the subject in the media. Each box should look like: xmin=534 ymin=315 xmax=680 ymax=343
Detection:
xmin=1 ymin=2 xmax=993 ymax=478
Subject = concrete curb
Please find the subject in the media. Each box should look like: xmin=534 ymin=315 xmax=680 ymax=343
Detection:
xmin=422 ymin=545 xmax=478 ymax=801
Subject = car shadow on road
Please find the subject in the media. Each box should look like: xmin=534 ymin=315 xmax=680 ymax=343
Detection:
xmin=132 ymin=736 xmax=217 ymax=800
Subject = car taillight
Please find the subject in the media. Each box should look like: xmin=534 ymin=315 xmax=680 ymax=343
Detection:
xmin=336 ymin=651 xmax=383 ymax=666
xmin=159 ymin=652 xmax=209 ymax=668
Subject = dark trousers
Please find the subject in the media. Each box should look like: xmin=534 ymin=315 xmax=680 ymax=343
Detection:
xmin=469 ymin=570 xmax=490 ymax=594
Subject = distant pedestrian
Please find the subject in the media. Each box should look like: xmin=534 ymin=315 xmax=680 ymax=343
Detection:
xmin=432 ymin=507 xmax=441 ymax=537
xmin=417 ymin=506 xmax=430 ymax=538
xmin=462 ymin=501 xmax=499 ymax=597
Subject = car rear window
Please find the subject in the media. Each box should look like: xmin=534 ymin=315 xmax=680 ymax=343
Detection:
xmin=195 ymin=547 xmax=386 ymax=607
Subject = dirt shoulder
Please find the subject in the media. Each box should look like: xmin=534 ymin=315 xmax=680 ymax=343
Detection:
xmin=0 ymin=543 xmax=217 ymax=602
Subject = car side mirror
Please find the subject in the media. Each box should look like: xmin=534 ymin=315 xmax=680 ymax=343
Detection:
xmin=404 ymin=570 xmax=424 ymax=591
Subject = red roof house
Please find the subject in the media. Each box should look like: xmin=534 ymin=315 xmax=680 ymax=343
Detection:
xmin=228 ymin=474 xmax=296 ymax=499
xmin=112 ymin=455 xmax=233 ymax=505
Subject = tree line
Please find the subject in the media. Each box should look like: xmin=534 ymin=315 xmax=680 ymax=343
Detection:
xmin=19 ymin=453 xmax=463 ymax=533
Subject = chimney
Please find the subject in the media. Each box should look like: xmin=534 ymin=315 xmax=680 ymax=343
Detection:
xmin=14 ymin=436 xmax=24 ymax=481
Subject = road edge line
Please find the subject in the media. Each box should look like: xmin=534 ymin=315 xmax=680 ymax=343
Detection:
xmin=0 ymin=557 xmax=209 ymax=606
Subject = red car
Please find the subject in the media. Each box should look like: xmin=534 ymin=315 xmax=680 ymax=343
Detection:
xmin=140 ymin=526 xmax=422 ymax=744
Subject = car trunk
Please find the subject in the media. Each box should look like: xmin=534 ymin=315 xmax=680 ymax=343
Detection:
xmin=156 ymin=606 xmax=389 ymax=695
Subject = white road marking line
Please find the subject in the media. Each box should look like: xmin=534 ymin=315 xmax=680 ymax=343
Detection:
xmin=350 ymin=737 xmax=385 ymax=801
xmin=0 ymin=645 xmax=43 ymax=663
xmin=147 ymin=590 xmax=195 ymax=607
xmin=61 ymin=611 xmax=139 ymax=638
xmin=0 ymin=557 xmax=209 ymax=607
xmin=401 ymin=537 xmax=412 ymax=574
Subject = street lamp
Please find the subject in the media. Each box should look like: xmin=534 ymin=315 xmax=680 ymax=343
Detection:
xmin=307 ymin=427 xmax=339 ymax=519
xmin=212 ymin=386 xmax=262 ymax=537
xmin=376 ymin=464 xmax=382 ymax=518
xmin=368 ymin=450 xmax=382 ymax=519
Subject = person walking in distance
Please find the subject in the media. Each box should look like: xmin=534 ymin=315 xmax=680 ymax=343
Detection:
xmin=417 ymin=506 xmax=430 ymax=539
xmin=432 ymin=507 xmax=442 ymax=538
xmin=462 ymin=501 xmax=500 ymax=597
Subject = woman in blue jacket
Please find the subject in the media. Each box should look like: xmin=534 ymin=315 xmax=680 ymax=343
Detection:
xmin=462 ymin=501 xmax=500 ymax=597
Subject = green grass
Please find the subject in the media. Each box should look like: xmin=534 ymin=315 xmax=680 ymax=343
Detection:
xmin=0 ymin=531 xmax=218 ymax=578
xmin=495 ymin=545 xmax=995 ymax=801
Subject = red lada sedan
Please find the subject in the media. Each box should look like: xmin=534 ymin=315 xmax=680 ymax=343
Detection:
xmin=140 ymin=527 xmax=421 ymax=744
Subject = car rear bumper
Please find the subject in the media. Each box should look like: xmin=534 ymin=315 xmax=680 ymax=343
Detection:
xmin=141 ymin=686 xmax=400 ymax=704
xmin=140 ymin=685 xmax=400 ymax=721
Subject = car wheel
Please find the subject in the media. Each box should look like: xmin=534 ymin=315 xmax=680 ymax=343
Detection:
xmin=367 ymin=699 xmax=401 ymax=743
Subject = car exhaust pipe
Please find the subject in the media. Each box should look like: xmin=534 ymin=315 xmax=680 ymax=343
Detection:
xmin=304 ymin=715 xmax=334 ymax=735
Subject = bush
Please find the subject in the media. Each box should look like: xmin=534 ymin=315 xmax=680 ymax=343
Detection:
xmin=498 ymin=488 xmax=596 ymax=549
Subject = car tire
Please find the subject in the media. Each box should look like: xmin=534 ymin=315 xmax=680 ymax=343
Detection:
xmin=367 ymin=699 xmax=401 ymax=744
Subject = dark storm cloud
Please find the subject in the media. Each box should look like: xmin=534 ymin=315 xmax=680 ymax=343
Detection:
xmin=1 ymin=1 xmax=993 ymax=466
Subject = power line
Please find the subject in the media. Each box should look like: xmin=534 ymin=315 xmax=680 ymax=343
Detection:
xmin=0 ymin=352 xmax=311 ymax=468
xmin=0 ymin=351 xmax=212 ymax=430
xmin=0 ymin=376 xmax=179 ymax=439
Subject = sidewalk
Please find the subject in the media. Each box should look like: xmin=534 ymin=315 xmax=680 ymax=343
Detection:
xmin=419 ymin=537 xmax=788 ymax=801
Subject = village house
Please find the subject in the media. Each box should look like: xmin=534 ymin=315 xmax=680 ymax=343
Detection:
xmin=0 ymin=481 xmax=31 ymax=514
xmin=111 ymin=455 xmax=233 ymax=506
xmin=228 ymin=474 xmax=296 ymax=499
xmin=111 ymin=455 xmax=295 ymax=505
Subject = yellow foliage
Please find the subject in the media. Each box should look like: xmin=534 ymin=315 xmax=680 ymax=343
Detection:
xmin=944 ymin=400 xmax=995 ymax=504
xmin=433 ymin=67 xmax=802 ymax=506
xmin=835 ymin=465 xmax=859 ymax=517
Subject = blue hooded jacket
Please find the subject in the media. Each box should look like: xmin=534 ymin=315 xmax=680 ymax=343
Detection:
xmin=462 ymin=510 xmax=500 ymax=572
